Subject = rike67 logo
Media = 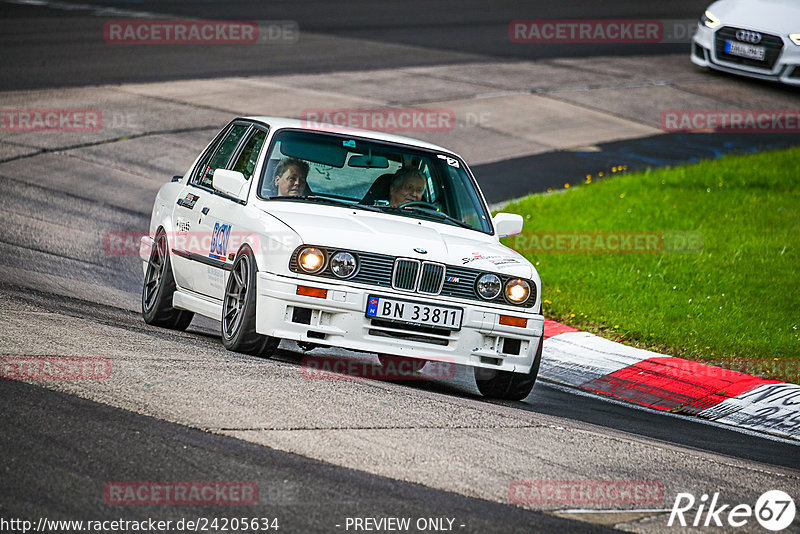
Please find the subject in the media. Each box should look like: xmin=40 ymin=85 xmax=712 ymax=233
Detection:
xmin=669 ymin=490 xmax=795 ymax=531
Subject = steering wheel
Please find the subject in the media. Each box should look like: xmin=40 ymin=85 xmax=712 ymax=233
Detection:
xmin=398 ymin=201 xmax=439 ymax=211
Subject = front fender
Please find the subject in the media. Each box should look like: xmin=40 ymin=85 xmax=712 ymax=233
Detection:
xmin=233 ymin=215 xmax=302 ymax=276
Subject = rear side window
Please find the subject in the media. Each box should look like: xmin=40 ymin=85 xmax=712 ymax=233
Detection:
xmin=231 ymin=128 xmax=267 ymax=181
xmin=192 ymin=124 xmax=249 ymax=188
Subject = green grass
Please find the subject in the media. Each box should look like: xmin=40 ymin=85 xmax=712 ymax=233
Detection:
xmin=501 ymin=147 xmax=800 ymax=382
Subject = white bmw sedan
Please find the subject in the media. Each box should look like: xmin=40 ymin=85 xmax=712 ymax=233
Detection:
xmin=691 ymin=0 xmax=800 ymax=86
xmin=139 ymin=117 xmax=544 ymax=400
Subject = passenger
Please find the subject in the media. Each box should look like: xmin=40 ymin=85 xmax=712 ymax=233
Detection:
xmin=274 ymin=157 xmax=309 ymax=196
xmin=389 ymin=169 xmax=426 ymax=206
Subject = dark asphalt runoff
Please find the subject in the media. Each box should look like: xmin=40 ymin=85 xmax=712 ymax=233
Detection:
xmin=0 ymin=378 xmax=616 ymax=534
xmin=0 ymin=0 xmax=711 ymax=90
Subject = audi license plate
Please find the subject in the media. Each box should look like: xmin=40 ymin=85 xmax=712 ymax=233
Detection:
xmin=366 ymin=296 xmax=463 ymax=330
xmin=725 ymin=40 xmax=766 ymax=61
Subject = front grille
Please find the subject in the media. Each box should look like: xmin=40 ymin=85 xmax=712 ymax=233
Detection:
xmin=391 ymin=259 xmax=445 ymax=295
xmin=714 ymin=26 xmax=784 ymax=70
xmin=290 ymin=248 xmax=394 ymax=288
xmin=369 ymin=319 xmax=450 ymax=338
xmin=418 ymin=262 xmax=445 ymax=294
xmin=289 ymin=247 xmax=536 ymax=308
xmin=393 ymin=259 xmax=419 ymax=291
xmin=368 ymin=319 xmax=451 ymax=346
xmin=440 ymin=266 xmax=479 ymax=301
xmin=368 ymin=329 xmax=449 ymax=346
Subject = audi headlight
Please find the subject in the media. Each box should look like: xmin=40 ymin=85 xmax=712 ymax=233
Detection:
xmin=790 ymin=34 xmax=800 ymax=46
xmin=330 ymin=251 xmax=357 ymax=278
xmin=701 ymin=10 xmax=720 ymax=29
xmin=298 ymin=247 xmax=326 ymax=273
xmin=504 ymin=278 xmax=531 ymax=304
xmin=476 ymin=273 xmax=502 ymax=300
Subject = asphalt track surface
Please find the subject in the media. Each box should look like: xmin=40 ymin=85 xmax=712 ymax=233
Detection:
xmin=1 ymin=281 xmax=798 ymax=532
xmin=0 ymin=379 xmax=614 ymax=534
xmin=1 ymin=1 xmax=799 ymax=533
xmin=0 ymin=0 xmax=713 ymax=90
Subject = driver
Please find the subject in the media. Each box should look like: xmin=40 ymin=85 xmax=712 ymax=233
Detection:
xmin=388 ymin=169 xmax=426 ymax=206
xmin=274 ymin=157 xmax=309 ymax=196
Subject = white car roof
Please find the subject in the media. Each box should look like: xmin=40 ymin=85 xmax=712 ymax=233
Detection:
xmin=242 ymin=116 xmax=454 ymax=155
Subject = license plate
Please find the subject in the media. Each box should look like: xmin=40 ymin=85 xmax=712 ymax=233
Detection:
xmin=725 ymin=40 xmax=765 ymax=61
xmin=366 ymin=296 xmax=463 ymax=330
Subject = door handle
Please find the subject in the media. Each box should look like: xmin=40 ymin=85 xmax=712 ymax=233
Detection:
xmin=201 ymin=207 xmax=210 ymax=215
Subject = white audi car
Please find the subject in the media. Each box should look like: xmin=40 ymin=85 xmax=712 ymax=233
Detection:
xmin=691 ymin=0 xmax=800 ymax=85
xmin=139 ymin=117 xmax=544 ymax=400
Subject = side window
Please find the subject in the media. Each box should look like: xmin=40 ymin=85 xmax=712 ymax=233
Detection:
xmin=231 ymin=129 xmax=267 ymax=181
xmin=192 ymin=124 xmax=249 ymax=189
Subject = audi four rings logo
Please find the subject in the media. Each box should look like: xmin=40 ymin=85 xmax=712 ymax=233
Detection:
xmin=735 ymin=30 xmax=762 ymax=44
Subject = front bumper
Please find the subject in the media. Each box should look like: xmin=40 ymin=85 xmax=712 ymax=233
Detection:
xmin=255 ymin=271 xmax=544 ymax=374
xmin=691 ymin=23 xmax=800 ymax=86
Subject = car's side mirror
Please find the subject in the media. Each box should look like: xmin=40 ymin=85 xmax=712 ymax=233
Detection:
xmin=212 ymin=169 xmax=248 ymax=202
xmin=493 ymin=213 xmax=523 ymax=238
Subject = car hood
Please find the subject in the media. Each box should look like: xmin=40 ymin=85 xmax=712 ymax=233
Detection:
xmin=709 ymin=0 xmax=800 ymax=34
xmin=260 ymin=202 xmax=533 ymax=278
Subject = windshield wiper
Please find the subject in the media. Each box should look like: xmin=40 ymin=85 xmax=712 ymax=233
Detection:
xmin=382 ymin=206 xmax=474 ymax=230
xmin=269 ymin=195 xmax=382 ymax=212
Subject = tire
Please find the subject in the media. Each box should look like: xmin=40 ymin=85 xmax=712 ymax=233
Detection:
xmin=377 ymin=354 xmax=426 ymax=377
xmin=474 ymin=336 xmax=543 ymax=400
xmin=221 ymin=247 xmax=279 ymax=357
xmin=142 ymin=230 xmax=194 ymax=330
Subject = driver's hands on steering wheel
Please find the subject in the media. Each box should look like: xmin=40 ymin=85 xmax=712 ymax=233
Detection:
xmin=399 ymin=200 xmax=439 ymax=211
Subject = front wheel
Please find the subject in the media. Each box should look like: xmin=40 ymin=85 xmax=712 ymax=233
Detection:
xmin=221 ymin=247 xmax=279 ymax=357
xmin=142 ymin=230 xmax=194 ymax=330
xmin=474 ymin=336 xmax=542 ymax=400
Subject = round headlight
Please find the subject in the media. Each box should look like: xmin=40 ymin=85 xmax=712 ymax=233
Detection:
xmin=298 ymin=247 xmax=325 ymax=273
xmin=504 ymin=278 xmax=530 ymax=304
xmin=330 ymin=251 xmax=357 ymax=278
xmin=476 ymin=273 xmax=502 ymax=300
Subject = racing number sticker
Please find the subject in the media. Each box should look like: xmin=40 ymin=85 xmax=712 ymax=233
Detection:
xmin=209 ymin=222 xmax=232 ymax=261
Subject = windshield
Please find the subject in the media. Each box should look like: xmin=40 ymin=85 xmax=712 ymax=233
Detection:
xmin=257 ymin=129 xmax=492 ymax=233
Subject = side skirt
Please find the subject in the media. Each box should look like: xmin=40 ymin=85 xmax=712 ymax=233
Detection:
xmin=173 ymin=289 xmax=223 ymax=321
